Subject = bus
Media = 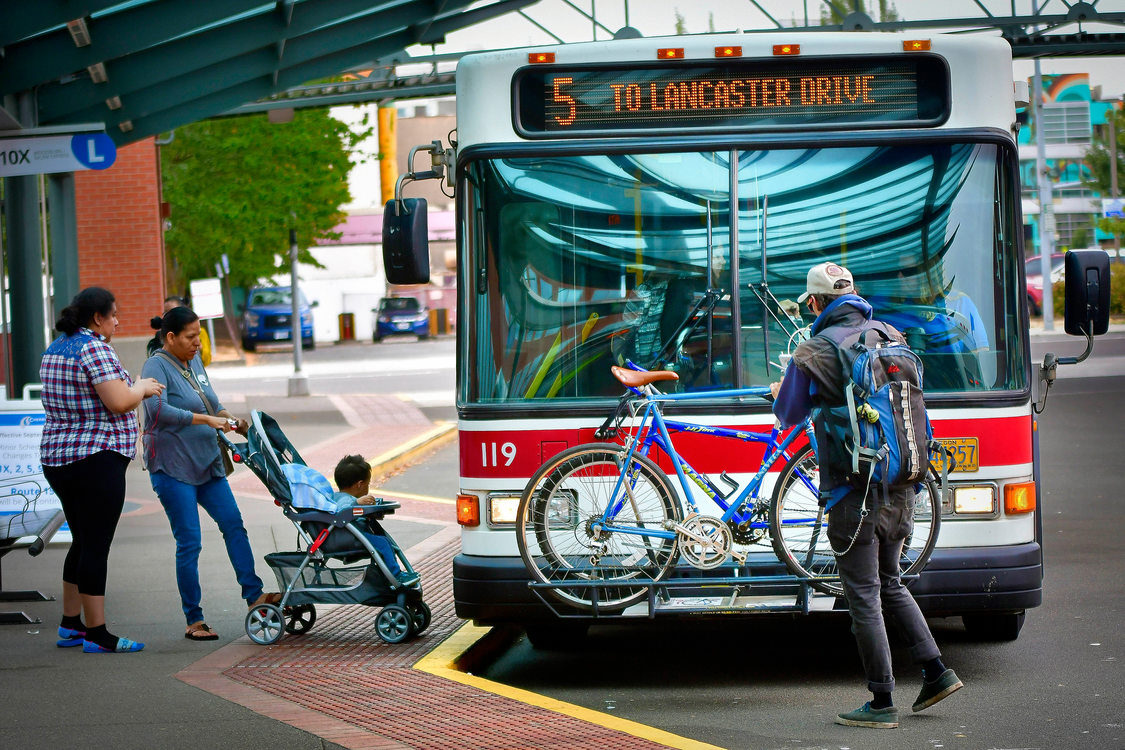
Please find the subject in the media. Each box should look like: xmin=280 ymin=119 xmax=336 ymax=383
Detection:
xmin=386 ymin=31 xmax=1107 ymax=644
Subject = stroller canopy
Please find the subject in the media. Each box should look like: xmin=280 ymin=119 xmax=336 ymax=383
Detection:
xmin=243 ymin=411 xmax=307 ymax=505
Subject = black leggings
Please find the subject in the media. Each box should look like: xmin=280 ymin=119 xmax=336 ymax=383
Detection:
xmin=43 ymin=451 xmax=130 ymax=597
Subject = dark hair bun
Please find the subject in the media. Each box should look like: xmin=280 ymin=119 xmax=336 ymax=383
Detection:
xmin=150 ymin=315 xmax=164 ymax=331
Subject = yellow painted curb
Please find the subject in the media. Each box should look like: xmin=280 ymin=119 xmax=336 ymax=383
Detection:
xmin=414 ymin=623 xmax=725 ymax=750
xmin=368 ymin=421 xmax=456 ymax=478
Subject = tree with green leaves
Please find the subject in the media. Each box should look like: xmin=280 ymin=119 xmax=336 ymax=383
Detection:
xmin=820 ymin=0 xmax=900 ymax=24
xmin=1083 ymin=106 xmax=1125 ymax=244
xmin=161 ymin=109 xmax=370 ymax=290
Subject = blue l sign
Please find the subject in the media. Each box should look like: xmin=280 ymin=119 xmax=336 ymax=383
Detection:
xmin=71 ymin=133 xmax=116 ymax=170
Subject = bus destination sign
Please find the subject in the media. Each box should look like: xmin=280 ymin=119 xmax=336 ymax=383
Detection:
xmin=515 ymin=56 xmax=948 ymax=136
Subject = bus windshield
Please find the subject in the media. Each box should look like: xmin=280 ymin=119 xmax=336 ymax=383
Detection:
xmin=460 ymin=140 xmax=1026 ymax=405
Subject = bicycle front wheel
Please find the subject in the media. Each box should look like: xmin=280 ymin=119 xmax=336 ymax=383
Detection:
xmin=516 ymin=443 xmax=681 ymax=613
xmin=769 ymin=444 xmax=942 ymax=598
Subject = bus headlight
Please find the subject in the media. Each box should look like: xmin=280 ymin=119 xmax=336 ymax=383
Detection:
xmin=953 ymin=485 xmax=996 ymax=514
xmin=488 ymin=495 xmax=521 ymax=525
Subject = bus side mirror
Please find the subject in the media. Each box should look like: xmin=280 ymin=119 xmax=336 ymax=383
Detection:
xmin=1063 ymin=249 xmax=1110 ymax=337
xmin=382 ymin=198 xmax=430 ymax=285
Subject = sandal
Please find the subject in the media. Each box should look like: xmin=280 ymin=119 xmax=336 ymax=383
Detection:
xmin=185 ymin=622 xmax=219 ymax=641
xmin=248 ymin=592 xmax=282 ymax=609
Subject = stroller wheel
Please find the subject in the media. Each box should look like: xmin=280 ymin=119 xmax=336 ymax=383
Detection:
xmin=375 ymin=604 xmax=414 ymax=644
xmin=246 ymin=604 xmax=285 ymax=645
xmin=284 ymin=604 xmax=317 ymax=635
xmin=408 ymin=602 xmax=432 ymax=636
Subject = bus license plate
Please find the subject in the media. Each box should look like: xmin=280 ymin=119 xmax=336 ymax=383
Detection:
xmin=931 ymin=437 xmax=978 ymax=473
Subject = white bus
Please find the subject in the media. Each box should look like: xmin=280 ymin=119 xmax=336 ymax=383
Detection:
xmin=386 ymin=31 xmax=1109 ymax=644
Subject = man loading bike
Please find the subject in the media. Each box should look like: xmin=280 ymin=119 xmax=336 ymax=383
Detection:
xmin=769 ymin=262 xmax=963 ymax=729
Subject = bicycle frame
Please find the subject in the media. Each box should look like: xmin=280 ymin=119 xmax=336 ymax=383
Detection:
xmin=599 ymin=384 xmax=818 ymax=541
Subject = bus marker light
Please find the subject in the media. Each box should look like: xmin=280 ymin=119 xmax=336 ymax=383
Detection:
xmin=1004 ymin=482 xmax=1036 ymax=514
xmin=488 ymin=496 xmax=520 ymax=525
xmin=457 ymin=494 xmax=481 ymax=526
xmin=528 ymin=52 xmax=556 ymax=64
xmin=658 ymin=48 xmax=685 ymax=59
xmin=903 ymin=40 xmax=931 ymax=52
xmin=953 ymin=486 xmax=995 ymax=514
xmin=715 ymin=46 xmax=742 ymax=58
xmin=773 ymin=44 xmax=800 ymax=56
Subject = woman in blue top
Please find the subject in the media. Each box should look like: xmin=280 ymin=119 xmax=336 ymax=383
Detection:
xmin=141 ymin=306 xmax=277 ymax=641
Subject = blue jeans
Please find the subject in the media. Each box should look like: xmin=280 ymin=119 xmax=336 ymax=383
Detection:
xmin=151 ymin=472 xmax=265 ymax=625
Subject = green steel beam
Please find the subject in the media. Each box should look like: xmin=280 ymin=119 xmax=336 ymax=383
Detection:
xmin=226 ymin=77 xmax=457 ymax=114
xmin=36 ymin=0 xmax=470 ymax=129
xmin=1010 ymin=31 xmax=1125 ymax=56
xmin=0 ymin=0 xmax=268 ymax=97
xmin=0 ymin=0 xmax=122 ymax=48
xmin=111 ymin=27 xmax=422 ymax=144
xmin=44 ymin=2 xmax=439 ymax=134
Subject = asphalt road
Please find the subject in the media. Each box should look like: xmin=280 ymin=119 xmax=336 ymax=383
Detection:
xmin=465 ymin=373 xmax=1125 ymax=748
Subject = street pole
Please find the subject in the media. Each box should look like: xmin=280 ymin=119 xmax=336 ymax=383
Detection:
xmin=1109 ymin=110 xmax=1121 ymax=259
xmin=1033 ymin=59 xmax=1055 ymax=331
xmin=288 ymin=227 xmax=309 ymax=396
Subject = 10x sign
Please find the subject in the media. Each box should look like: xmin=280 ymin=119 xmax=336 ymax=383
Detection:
xmin=0 ymin=132 xmax=116 ymax=177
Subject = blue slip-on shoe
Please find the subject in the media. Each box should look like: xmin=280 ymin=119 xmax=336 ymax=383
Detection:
xmin=835 ymin=702 xmax=899 ymax=728
xmin=56 ymin=626 xmax=86 ymax=648
xmin=82 ymin=637 xmax=144 ymax=653
xmin=912 ymin=668 xmax=964 ymax=712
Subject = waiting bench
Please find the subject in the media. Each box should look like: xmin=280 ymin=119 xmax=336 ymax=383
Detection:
xmin=0 ymin=508 xmax=66 ymax=625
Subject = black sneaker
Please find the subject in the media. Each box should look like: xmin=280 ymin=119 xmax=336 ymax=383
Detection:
xmin=835 ymin=702 xmax=899 ymax=728
xmin=912 ymin=668 xmax=964 ymax=712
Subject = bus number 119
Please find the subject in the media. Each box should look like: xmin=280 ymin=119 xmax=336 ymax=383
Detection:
xmin=482 ymin=441 xmax=517 ymax=467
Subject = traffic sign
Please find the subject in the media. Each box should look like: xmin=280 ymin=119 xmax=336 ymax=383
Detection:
xmin=1103 ymin=198 xmax=1124 ymax=219
xmin=0 ymin=132 xmax=116 ymax=177
xmin=189 ymin=278 xmax=225 ymax=320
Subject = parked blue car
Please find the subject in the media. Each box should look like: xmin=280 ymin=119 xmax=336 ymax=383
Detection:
xmin=241 ymin=286 xmax=315 ymax=351
xmin=373 ymin=296 xmax=429 ymax=342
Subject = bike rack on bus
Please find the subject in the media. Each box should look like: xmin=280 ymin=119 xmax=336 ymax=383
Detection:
xmin=526 ymin=566 xmax=922 ymax=620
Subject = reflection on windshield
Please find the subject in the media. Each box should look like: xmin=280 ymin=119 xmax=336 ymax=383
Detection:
xmin=461 ymin=142 xmax=1025 ymax=405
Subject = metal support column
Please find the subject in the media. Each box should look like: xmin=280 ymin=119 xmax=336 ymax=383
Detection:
xmin=47 ymin=172 xmax=79 ymax=319
xmin=4 ymin=93 xmax=47 ymax=395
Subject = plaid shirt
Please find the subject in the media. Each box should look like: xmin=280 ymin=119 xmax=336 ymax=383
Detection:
xmin=40 ymin=328 xmax=139 ymax=465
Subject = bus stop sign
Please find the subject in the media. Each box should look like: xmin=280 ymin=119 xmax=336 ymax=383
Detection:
xmin=0 ymin=132 xmax=116 ymax=177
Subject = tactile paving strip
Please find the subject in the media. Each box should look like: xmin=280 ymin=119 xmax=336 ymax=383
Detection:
xmin=222 ymin=538 xmax=675 ymax=749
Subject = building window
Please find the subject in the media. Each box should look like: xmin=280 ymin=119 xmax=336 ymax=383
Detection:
xmin=1054 ymin=213 xmax=1094 ymax=247
xmin=1041 ymin=102 xmax=1091 ymax=145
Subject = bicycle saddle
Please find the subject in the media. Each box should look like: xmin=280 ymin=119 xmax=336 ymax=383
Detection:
xmin=611 ymin=366 xmax=679 ymax=387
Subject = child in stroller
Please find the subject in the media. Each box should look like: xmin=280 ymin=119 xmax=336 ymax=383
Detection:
xmin=222 ymin=411 xmax=429 ymax=645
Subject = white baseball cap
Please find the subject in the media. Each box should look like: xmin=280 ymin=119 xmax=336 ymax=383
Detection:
xmin=797 ymin=262 xmax=854 ymax=304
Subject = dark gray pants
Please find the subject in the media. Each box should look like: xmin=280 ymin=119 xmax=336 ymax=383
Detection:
xmin=828 ymin=490 xmax=940 ymax=694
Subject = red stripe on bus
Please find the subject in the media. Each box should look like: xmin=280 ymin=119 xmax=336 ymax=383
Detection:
xmin=459 ymin=414 xmax=1032 ymax=480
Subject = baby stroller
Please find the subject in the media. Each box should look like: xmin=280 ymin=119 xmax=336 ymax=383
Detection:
xmin=221 ymin=411 xmax=428 ymax=645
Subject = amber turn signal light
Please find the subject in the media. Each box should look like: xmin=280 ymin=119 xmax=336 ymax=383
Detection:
xmin=657 ymin=47 xmax=685 ymax=59
xmin=715 ymin=46 xmax=742 ymax=58
xmin=903 ymin=39 xmax=931 ymax=51
xmin=773 ymin=44 xmax=800 ymax=56
xmin=528 ymin=52 xmax=556 ymax=64
xmin=1004 ymin=482 xmax=1036 ymax=514
xmin=457 ymin=494 xmax=480 ymax=526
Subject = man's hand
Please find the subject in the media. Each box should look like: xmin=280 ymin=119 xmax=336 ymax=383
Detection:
xmin=769 ymin=380 xmax=783 ymax=399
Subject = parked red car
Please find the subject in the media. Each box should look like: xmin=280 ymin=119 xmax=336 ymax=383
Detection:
xmin=1025 ymin=253 xmax=1066 ymax=315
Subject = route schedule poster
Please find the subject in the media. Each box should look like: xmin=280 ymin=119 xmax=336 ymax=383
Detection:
xmin=0 ymin=405 xmax=69 ymax=543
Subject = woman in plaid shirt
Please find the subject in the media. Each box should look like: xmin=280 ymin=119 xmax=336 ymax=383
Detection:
xmin=40 ymin=287 xmax=165 ymax=654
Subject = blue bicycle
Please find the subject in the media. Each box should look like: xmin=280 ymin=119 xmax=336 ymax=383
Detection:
xmin=515 ymin=366 xmax=942 ymax=612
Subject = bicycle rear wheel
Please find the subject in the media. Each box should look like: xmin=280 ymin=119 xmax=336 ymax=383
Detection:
xmin=769 ymin=444 xmax=941 ymax=598
xmin=516 ymin=443 xmax=681 ymax=613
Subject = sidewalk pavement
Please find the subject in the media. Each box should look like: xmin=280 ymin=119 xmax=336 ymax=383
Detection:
xmin=1 ymin=393 xmax=693 ymax=750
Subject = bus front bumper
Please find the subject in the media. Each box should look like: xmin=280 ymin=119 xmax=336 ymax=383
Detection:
xmin=452 ymin=543 xmax=1042 ymax=624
